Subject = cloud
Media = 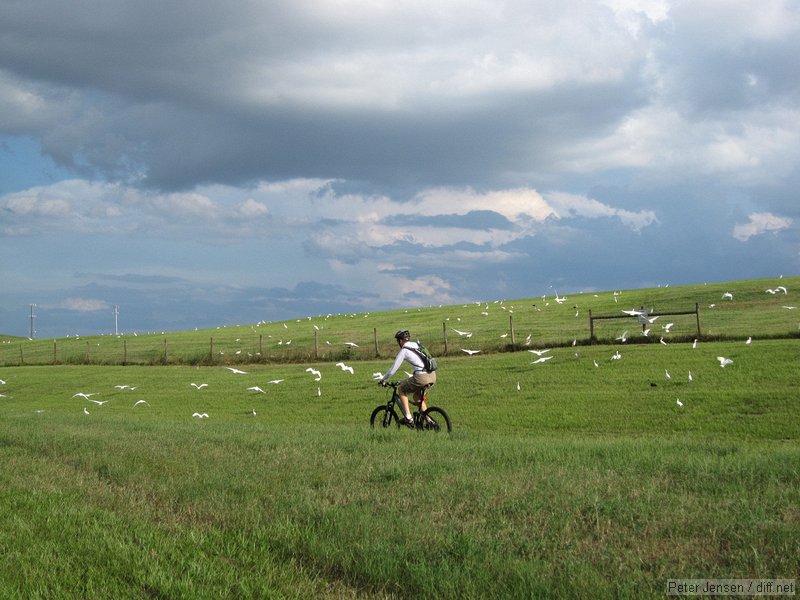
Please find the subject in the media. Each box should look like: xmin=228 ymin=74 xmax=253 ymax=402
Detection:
xmin=59 ymin=298 xmax=110 ymax=312
xmin=732 ymin=212 xmax=793 ymax=241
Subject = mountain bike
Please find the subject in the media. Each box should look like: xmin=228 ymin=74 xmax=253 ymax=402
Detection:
xmin=370 ymin=381 xmax=452 ymax=433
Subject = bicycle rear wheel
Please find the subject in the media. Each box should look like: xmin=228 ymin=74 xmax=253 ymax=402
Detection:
xmin=421 ymin=406 xmax=452 ymax=433
xmin=370 ymin=405 xmax=400 ymax=429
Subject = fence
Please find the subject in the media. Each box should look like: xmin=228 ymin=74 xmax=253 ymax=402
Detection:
xmin=588 ymin=304 xmax=701 ymax=343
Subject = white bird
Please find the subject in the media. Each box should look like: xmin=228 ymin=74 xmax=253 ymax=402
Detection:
xmin=251 ymin=409 xmax=257 ymax=416
xmin=692 ymin=339 xmax=698 ymax=349
xmin=267 ymin=379 xmax=285 ymax=384
xmin=305 ymin=368 xmax=322 ymax=381
xmin=782 ymin=306 xmax=797 ymax=310
xmin=717 ymin=356 xmax=734 ymax=368
xmin=647 ymin=316 xmax=660 ymax=324
xmin=659 ymin=337 xmax=668 ymax=345
xmin=593 ymin=360 xmax=599 ymax=368
xmin=114 ymin=385 xmax=132 ymax=390
xmin=531 ymin=356 xmax=553 ymax=364
xmin=642 ymin=328 xmax=651 ymax=337
xmin=722 ymin=292 xmax=733 ymax=300
xmin=335 ymin=362 xmax=354 ymax=374
xmin=527 ymin=349 xmax=551 ymax=356
xmin=192 ymin=412 xmax=209 ymax=418
xmin=611 ymin=351 xmax=622 ymax=360
xmin=190 ymin=383 xmax=208 ymax=389
xmin=462 ymin=349 xmax=480 ymax=355
xmin=688 ymin=371 xmax=693 ymax=382
xmin=344 ymin=342 xmax=359 ymax=348
xmin=372 ymin=372 xmax=383 ymax=381
xmin=225 ymin=367 xmax=248 ymax=374
xmin=247 ymin=386 xmax=266 ymax=393
xmin=622 ymin=309 xmax=645 ymax=316
xmin=0 ymin=379 xmax=5 ymax=384
xmin=746 ymin=337 xmax=752 ymax=344
xmin=72 ymin=392 xmax=97 ymax=399
xmin=317 ymin=387 xmax=321 ymax=397
xmin=663 ymin=323 xmax=674 ymax=333
xmin=88 ymin=399 xmax=110 ymax=406
xmin=616 ymin=331 xmax=628 ymax=343
xmin=516 ymin=382 xmax=521 ymax=391
xmin=83 ymin=407 xmax=90 ymax=415
xmin=665 ymin=369 xmax=671 ymax=380
xmin=452 ymin=328 xmax=473 ymax=337
xmin=133 ymin=400 xmax=149 ymax=407
xmin=676 ymin=399 xmax=683 ymax=407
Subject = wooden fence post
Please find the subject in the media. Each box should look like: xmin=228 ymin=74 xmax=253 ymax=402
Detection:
xmin=86 ymin=341 xmax=91 ymax=363
xmin=53 ymin=340 xmax=57 ymax=364
xmin=209 ymin=337 xmax=214 ymax=361
xmin=373 ymin=328 xmax=379 ymax=357
xmin=509 ymin=315 xmax=515 ymax=345
xmin=588 ymin=310 xmax=594 ymax=345
xmin=442 ymin=322 xmax=448 ymax=355
xmin=314 ymin=330 xmax=319 ymax=359
xmin=695 ymin=303 xmax=701 ymax=338
xmin=163 ymin=338 xmax=168 ymax=363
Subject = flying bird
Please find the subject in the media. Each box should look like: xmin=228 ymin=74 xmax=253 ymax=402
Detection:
xmin=88 ymin=399 xmax=110 ymax=406
xmin=611 ymin=351 xmax=622 ymax=360
xmin=190 ymin=383 xmax=208 ymax=389
xmin=662 ymin=323 xmax=674 ymax=333
xmin=133 ymin=400 xmax=149 ymax=407
xmin=344 ymin=342 xmax=359 ymax=348
xmin=267 ymin=379 xmax=285 ymax=384
xmin=461 ymin=349 xmax=480 ymax=355
xmin=72 ymin=392 xmax=97 ymax=399
xmin=531 ymin=356 xmax=553 ymax=364
xmin=717 ymin=356 xmax=734 ymax=368
xmin=192 ymin=412 xmax=209 ymax=418
xmin=622 ymin=309 xmax=645 ymax=316
xmin=247 ymin=386 xmax=266 ymax=393
xmin=615 ymin=331 xmax=628 ymax=343
xmin=452 ymin=328 xmax=473 ymax=337
xmin=335 ymin=362 xmax=354 ymax=374
xmin=225 ymin=367 xmax=248 ymax=374
xmin=527 ymin=349 xmax=551 ymax=356
xmin=722 ymin=292 xmax=733 ymax=300
xmin=305 ymin=368 xmax=322 ymax=381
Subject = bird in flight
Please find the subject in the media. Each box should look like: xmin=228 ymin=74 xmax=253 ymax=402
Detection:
xmin=531 ymin=356 xmax=553 ymax=364
xmin=717 ymin=356 xmax=734 ymax=368
xmin=461 ymin=349 xmax=480 ymax=355
xmin=306 ymin=368 xmax=322 ymax=381
xmin=190 ymin=383 xmax=208 ymax=389
xmin=72 ymin=392 xmax=97 ymax=399
xmin=247 ymin=386 xmax=266 ymax=393
xmin=452 ymin=328 xmax=473 ymax=337
xmin=722 ymin=292 xmax=733 ymax=300
xmin=335 ymin=362 xmax=354 ymax=374
xmin=192 ymin=412 xmax=209 ymax=418
xmin=88 ymin=399 xmax=110 ymax=406
xmin=133 ymin=400 xmax=149 ymax=407
xmin=225 ymin=367 xmax=248 ymax=374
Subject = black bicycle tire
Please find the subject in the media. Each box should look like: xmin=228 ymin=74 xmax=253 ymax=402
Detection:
xmin=421 ymin=406 xmax=452 ymax=433
xmin=370 ymin=405 xmax=400 ymax=429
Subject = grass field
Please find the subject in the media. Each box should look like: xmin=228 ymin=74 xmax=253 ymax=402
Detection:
xmin=2 ymin=276 xmax=799 ymax=367
xmin=1 ymin=277 xmax=798 ymax=598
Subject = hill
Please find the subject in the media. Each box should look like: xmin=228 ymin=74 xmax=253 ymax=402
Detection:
xmin=1 ymin=275 xmax=797 ymax=367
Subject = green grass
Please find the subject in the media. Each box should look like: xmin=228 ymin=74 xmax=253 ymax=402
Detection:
xmin=2 ymin=275 xmax=799 ymax=366
xmin=0 ymin=333 xmax=798 ymax=598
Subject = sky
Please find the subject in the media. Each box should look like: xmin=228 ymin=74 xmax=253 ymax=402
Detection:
xmin=1 ymin=0 xmax=798 ymax=338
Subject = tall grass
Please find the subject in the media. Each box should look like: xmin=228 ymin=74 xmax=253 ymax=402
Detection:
xmin=0 ymin=335 xmax=797 ymax=598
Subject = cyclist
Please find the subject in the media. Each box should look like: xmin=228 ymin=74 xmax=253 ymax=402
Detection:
xmin=378 ymin=329 xmax=436 ymax=427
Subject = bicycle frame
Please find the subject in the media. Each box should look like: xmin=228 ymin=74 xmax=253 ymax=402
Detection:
xmin=371 ymin=381 xmax=452 ymax=432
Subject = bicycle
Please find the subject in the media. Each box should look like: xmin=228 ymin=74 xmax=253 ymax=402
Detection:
xmin=370 ymin=381 xmax=452 ymax=433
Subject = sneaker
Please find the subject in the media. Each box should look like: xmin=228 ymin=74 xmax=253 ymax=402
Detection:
xmin=399 ymin=417 xmax=415 ymax=428
xmin=424 ymin=417 xmax=438 ymax=430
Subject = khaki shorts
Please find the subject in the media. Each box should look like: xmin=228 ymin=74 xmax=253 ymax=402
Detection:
xmin=399 ymin=370 xmax=436 ymax=397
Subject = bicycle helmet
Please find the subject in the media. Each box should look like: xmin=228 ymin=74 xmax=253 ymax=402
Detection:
xmin=394 ymin=329 xmax=410 ymax=341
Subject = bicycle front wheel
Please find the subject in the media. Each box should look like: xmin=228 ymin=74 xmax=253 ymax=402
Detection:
xmin=421 ymin=406 xmax=452 ymax=433
xmin=370 ymin=405 xmax=400 ymax=429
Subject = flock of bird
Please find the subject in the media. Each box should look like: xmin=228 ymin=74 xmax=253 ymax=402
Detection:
xmin=2 ymin=282 xmax=793 ymax=418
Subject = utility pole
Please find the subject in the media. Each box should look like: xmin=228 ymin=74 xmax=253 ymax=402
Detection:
xmin=29 ymin=304 xmax=37 ymax=338
xmin=114 ymin=305 xmax=119 ymax=335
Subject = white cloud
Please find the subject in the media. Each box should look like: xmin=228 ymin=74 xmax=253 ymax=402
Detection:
xmin=732 ymin=212 xmax=793 ymax=241
xmin=60 ymin=298 xmax=110 ymax=312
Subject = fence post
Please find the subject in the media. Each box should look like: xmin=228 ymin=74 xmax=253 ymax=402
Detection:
xmin=509 ymin=315 xmax=515 ymax=346
xmin=259 ymin=334 xmax=263 ymax=355
xmin=19 ymin=344 xmax=24 ymax=366
xmin=373 ymin=328 xmax=379 ymax=357
xmin=314 ymin=330 xmax=319 ymax=359
xmin=53 ymin=340 xmax=57 ymax=365
xmin=695 ymin=303 xmax=701 ymax=338
xmin=163 ymin=338 xmax=168 ymax=363
xmin=86 ymin=341 xmax=91 ymax=363
xmin=442 ymin=322 xmax=448 ymax=355
xmin=588 ymin=310 xmax=594 ymax=345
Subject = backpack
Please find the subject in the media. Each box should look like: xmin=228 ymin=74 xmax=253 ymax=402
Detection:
xmin=410 ymin=340 xmax=438 ymax=372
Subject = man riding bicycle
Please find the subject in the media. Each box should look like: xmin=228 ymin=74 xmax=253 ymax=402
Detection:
xmin=378 ymin=330 xmax=437 ymax=427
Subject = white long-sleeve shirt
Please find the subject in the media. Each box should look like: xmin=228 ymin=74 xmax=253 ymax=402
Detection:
xmin=381 ymin=341 xmax=425 ymax=380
